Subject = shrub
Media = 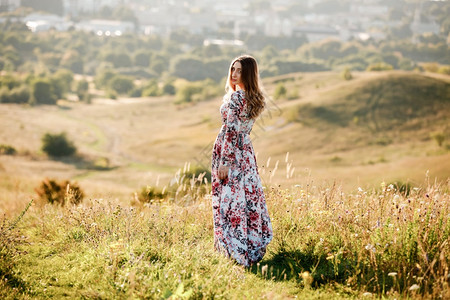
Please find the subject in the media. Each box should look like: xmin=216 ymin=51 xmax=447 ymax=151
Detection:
xmin=31 ymin=78 xmax=57 ymax=105
xmin=136 ymin=186 xmax=165 ymax=204
xmin=95 ymin=69 xmax=117 ymax=89
xmin=9 ymin=86 xmax=30 ymax=104
xmin=430 ymin=131 xmax=445 ymax=147
xmin=366 ymin=62 xmax=394 ymax=71
xmin=75 ymin=79 xmax=89 ymax=101
xmin=41 ymin=132 xmax=76 ymax=157
xmin=273 ymin=83 xmax=287 ymax=100
xmin=0 ymin=144 xmax=17 ymax=155
xmin=128 ymin=86 xmax=143 ymax=97
xmin=0 ymin=85 xmax=30 ymax=104
xmin=175 ymin=83 xmax=202 ymax=104
xmin=162 ymin=81 xmax=176 ymax=95
xmin=35 ymin=178 xmax=84 ymax=206
xmin=51 ymin=69 xmax=74 ymax=99
xmin=437 ymin=65 xmax=450 ymax=75
xmin=141 ymin=80 xmax=160 ymax=97
xmin=108 ymin=75 xmax=134 ymax=95
xmin=341 ymin=68 xmax=353 ymax=80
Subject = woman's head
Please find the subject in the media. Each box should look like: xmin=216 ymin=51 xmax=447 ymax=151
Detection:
xmin=226 ymin=55 xmax=265 ymax=119
xmin=226 ymin=55 xmax=259 ymax=93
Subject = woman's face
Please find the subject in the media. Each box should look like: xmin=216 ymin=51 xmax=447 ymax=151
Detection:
xmin=231 ymin=61 xmax=244 ymax=89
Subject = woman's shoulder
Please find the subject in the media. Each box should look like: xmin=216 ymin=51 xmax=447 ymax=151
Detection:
xmin=230 ymin=90 xmax=246 ymax=106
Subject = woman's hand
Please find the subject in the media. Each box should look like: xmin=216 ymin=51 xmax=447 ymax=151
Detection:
xmin=218 ymin=164 xmax=229 ymax=180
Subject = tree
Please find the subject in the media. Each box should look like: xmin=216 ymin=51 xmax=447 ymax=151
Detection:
xmin=51 ymin=69 xmax=74 ymax=99
xmin=75 ymin=79 xmax=89 ymax=101
xmin=94 ymin=69 xmax=117 ymax=89
xmin=108 ymin=75 xmax=134 ymax=95
xmin=60 ymin=50 xmax=84 ymax=74
xmin=133 ymin=50 xmax=152 ymax=67
xmin=31 ymin=78 xmax=57 ymax=105
xmin=170 ymin=57 xmax=207 ymax=81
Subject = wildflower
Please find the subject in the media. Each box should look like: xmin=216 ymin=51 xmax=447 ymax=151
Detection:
xmin=358 ymin=187 xmax=363 ymax=192
xmin=301 ymin=271 xmax=313 ymax=287
xmin=409 ymin=284 xmax=420 ymax=291
xmin=393 ymin=194 xmax=400 ymax=203
xmin=362 ymin=292 xmax=372 ymax=297
xmin=261 ymin=264 xmax=268 ymax=277
xmin=388 ymin=272 xmax=398 ymax=277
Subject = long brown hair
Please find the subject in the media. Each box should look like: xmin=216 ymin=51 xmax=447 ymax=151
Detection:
xmin=225 ymin=55 xmax=265 ymax=119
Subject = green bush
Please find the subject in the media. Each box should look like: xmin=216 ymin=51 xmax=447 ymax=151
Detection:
xmin=175 ymin=80 xmax=220 ymax=104
xmin=75 ymin=79 xmax=89 ymax=101
xmin=108 ymin=75 xmax=134 ymax=95
xmin=0 ymin=144 xmax=17 ymax=155
xmin=31 ymin=78 xmax=57 ymax=105
xmin=175 ymin=83 xmax=203 ymax=104
xmin=35 ymin=178 xmax=84 ymax=206
xmin=0 ymin=74 xmax=20 ymax=90
xmin=94 ymin=69 xmax=117 ymax=89
xmin=430 ymin=131 xmax=445 ymax=147
xmin=141 ymin=80 xmax=160 ymax=97
xmin=0 ymin=85 xmax=30 ymax=104
xmin=273 ymin=83 xmax=287 ymax=100
xmin=50 ymin=69 xmax=74 ymax=99
xmin=341 ymin=68 xmax=353 ymax=80
xmin=41 ymin=132 xmax=76 ymax=157
xmin=366 ymin=62 xmax=394 ymax=71
xmin=162 ymin=81 xmax=176 ymax=95
xmin=136 ymin=186 xmax=165 ymax=204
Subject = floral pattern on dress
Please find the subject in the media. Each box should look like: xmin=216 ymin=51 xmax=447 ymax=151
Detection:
xmin=211 ymin=89 xmax=273 ymax=267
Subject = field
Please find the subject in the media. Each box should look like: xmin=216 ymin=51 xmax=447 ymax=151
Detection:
xmin=1 ymin=70 xmax=449 ymax=299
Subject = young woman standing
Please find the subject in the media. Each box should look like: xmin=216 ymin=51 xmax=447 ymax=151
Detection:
xmin=211 ymin=55 xmax=273 ymax=267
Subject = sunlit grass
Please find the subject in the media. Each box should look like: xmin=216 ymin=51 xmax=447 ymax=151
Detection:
xmin=1 ymin=170 xmax=448 ymax=299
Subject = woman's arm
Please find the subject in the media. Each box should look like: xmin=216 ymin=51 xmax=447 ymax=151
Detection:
xmin=219 ymin=91 xmax=243 ymax=178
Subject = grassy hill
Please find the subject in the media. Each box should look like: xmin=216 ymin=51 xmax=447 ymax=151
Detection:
xmin=0 ymin=70 xmax=449 ymax=299
xmin=0 ymin=71 xmax=449 ymax=210
xmin=254 ymin=71 xmax=450 ymax=188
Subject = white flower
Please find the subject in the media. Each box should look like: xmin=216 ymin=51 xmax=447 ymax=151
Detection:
xmin=388 ymin=272 xmax=398 ymax=277
xmin=362 ymin=292 xmax=372 ymax=297
xmin=409 ymin=284 xmax=420 ymax=291
xmin=358 ymin=187 xmax=363 ymax=192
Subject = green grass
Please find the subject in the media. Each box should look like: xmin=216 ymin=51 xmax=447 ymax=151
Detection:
xmin=1 ymin=177 xmax=448 ymax=299
xmin=1 ymin=70 xmax=449 ymax=298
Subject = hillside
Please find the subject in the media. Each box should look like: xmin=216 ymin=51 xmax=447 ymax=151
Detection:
xmin=250 ymin=71 xmax=450 ymax=187
xmin=0 ymin=71 xmax=449 ymax=213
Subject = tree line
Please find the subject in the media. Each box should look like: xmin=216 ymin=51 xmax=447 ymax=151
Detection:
xmin=0 ymin=15 xmax=449 ymax=105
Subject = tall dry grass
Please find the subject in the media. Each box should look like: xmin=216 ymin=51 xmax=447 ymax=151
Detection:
xmin=0 ymin=160 xmax=448 ymax=298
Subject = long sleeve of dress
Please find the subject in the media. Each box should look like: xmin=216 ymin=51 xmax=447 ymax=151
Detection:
xmin=220 ymin=91 xmax=243 ymax=167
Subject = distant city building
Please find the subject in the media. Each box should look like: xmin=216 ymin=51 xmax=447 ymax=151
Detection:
xmin=410 ymin=4 xmax=440 ymax=36
xmin=0 ymin=0 xmax=20 ymax=12
xmin=24 ymin=12 xmax=72 ymax=32
xmin=76 ymin=19 xmax=134 ymax=36
xmin=63 ymin=0 xmax=125 ymax=16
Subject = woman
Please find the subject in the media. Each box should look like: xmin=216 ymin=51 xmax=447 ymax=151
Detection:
xmin=211 ymin=55 xmax=273 ymax=267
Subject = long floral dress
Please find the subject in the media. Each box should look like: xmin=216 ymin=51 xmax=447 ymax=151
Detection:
xmin=211 ymin=89 xmax=273 ymax=267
